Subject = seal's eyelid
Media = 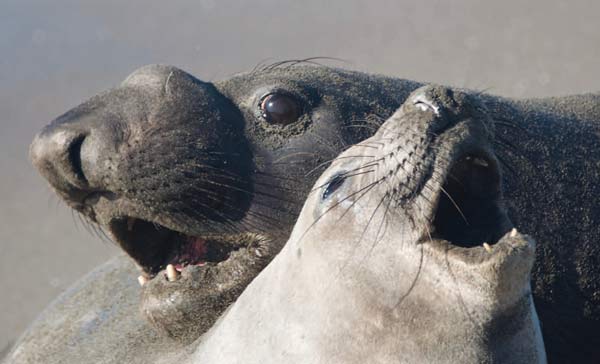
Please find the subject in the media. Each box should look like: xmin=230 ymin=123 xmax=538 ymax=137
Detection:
xmin=322 ymin=173 xmax=346 ymax=200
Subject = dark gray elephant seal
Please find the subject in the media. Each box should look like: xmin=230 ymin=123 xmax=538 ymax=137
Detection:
xmin=7 ymin=63 xmax=600 ymax=363
xmin=192 ymin=85 xmax=547 ymax=363
xmin=27 ymin=64 xmax=420 ymax=343
xmin=12 ymin=64 xmax=422 ymax=364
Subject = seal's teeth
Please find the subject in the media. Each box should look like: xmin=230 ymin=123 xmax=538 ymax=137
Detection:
xmin=483 ymin=242 xmax=492 ymax=252
xmin=473 ymin=158 xmax=489 ymax=167
xmin=127 ymin=218 xmax=136 ymax=231
xmin=510 ymin=228 xmax=518 ymax=238
xmin=138 ymin=275 xmax=148 ymax=287
xmin=166 ymin=264 xmax=178 ymax=282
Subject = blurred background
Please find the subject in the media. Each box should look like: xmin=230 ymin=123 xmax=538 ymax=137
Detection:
xmin=1 ymin=0 xmax=598 ymax=351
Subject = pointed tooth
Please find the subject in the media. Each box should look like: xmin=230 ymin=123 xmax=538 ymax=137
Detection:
xmin=510 ymin=228 xmax=518 ymax=238
xmin=166 ymin=264 xmax=178 ymax=281
xmin=483 ymin=242 xmax=492 ymax=252
xmin=255 ymin=249 xmax=263 ymax=257
xmin=127 ymin=218 xmax=136 ymax=231
xmin=138 ymin=275 xmax=148 ymax=287
xmin=473 ymin=158 xmax=489 ymax=167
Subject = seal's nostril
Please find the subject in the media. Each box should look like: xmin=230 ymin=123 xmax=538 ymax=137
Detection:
xmin=68 ymin=135 xmax=87 ymax=184
xmin=413 ymin=95 xmax=440 ymax=116
xmin=29 ymin=128 xmax=91 ymax=194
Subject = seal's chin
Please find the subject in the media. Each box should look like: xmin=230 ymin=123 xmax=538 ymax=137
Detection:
xmin=108 ymin=218 xmax=269 ymax=280
xmin=428 ymin=150 xmax=513 ymax=255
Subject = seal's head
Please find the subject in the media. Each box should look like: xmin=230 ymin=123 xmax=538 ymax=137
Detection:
xmin=240 ymin=85 xmax=546 ymax=363
xmin=28 ymin=64 xmax=418 ymax=341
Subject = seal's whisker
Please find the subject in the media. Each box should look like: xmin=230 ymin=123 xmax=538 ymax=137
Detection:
xmin=349 ymin=190 xmax=389 ymax=259
xmin=352 ymin=143 xmax=380 ymax=149
xmin=439 ymin=186 xmax=469 ymax=225
xmin=178 ymin=203 xmax=245 ymax=235
xmin=355 ymin=192 xmax=393 ymax=268
xmin=337 ymin=179 xmax=381 ymax=222
xmin=75 ymin=211 xmax=101 ymax=241
xmin=493 ymin=116 xmax=533 ymax=136
xmin=494 ymin=153 xmax=517 ymax=178
xmin=191 ymin=182 xmax=295 ymax=218
xmin=309 ymin=162 xmax=380 ymax=193
xmin=443 ymin=247 xmax=483 ymax=333
xmin=310 ymin=133 xmax=346 ymax=154
xmin=304 ymin=155 xmax=376 ymax=178
xmin=333 ymin=186 xmax=389 ymax=278
xmin=394 ymin=242 xmax=423 ymax=309
xmin=250 ymin=57 xmax=273 ymax=74
xmin=253 ymin=171 xmax=298 ymax=181
xmin=256 ymin=57 xmax=347 ymax=73
xmin=82 ymin=215 xmax=111 ymax=245
xmin=494 ymin=135 xmax=524 ymax=156
xmin=71 ymin=209 xmax=82 ymax=232
xmin=343 ymin=124 xmax=379 ymax=132
xmin=201 ymin=177 xmax=296 ymax=204
xmin=253 ymin=180 xmax=299 ymax=193
xmin=493 ymin=137 xmax=548 ymax=188
xmin=89 ymin=219 xmax=113 ymax=244
xmin=390 ymin=197 xmax=431 ymax=307
xmin=272 ymin=152 xmax=321 ymax=164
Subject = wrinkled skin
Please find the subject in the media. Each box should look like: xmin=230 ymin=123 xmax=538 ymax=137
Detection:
xmin=192 ymin=86 xmax=547 ymax=363
xmin=6 ymin=64 xmax=600 ymax=364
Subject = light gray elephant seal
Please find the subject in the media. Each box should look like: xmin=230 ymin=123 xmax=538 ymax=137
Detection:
xmin=8 ymin=63 xmax=600 ymax=364
xmin=191 ymin=85 xmax=547 ymax=363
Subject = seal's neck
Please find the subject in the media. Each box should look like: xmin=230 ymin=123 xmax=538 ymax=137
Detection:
xmin=191 ymin=236 xmax=546 ymax=364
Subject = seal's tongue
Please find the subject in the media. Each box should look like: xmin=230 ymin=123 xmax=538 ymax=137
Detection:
xmin=169 ymin=238 xmax=209 ymax=271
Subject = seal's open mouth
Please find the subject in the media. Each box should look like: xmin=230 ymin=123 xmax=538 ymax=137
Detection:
xmin=429 ymin=150 xmax=511 ymax=250
xmin=108 ymin=218 xmax=268 ymax=280
xmin=103 ymin=216 xmax=276 ymax=341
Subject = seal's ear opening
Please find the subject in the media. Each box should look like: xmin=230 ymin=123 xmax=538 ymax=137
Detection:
xmin=431 ymin=152 xmax=510 ymax=248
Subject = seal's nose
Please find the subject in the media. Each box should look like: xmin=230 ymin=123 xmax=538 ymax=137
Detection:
xmin=30 ymin=125 xmax=91 ymax=203
xmin=409 ymin=85 xmax=464 ymax=134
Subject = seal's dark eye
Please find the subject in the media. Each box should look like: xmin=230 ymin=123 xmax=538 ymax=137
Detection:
xmin=260 ymin=93 xmax=300 ymax=125
xmin=322 ymin=174 xmax=346 ymax=200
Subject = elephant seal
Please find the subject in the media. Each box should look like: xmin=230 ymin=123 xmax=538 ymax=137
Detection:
xmin=27 ymin=64 xmax=420 ymax=343
xmin=9 ymin=63 xmax=600 ymax=363
xmin=192 ymin=85 xmax=547 ymax=363
xmin=14 ymin=63 xmax=422 ymax=364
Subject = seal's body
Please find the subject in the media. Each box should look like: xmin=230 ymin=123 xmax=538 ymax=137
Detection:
xmin=7 ymin=65 xmax=600 ymax=363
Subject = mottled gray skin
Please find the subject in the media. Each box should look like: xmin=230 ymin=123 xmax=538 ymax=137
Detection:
xmin=192 ymin=85 xmax=546 ymax=363
xmin=7 ymin=64 xmax=600 ymax=364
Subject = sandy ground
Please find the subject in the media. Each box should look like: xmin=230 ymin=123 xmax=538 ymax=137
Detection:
xmin=1 ymin=0 xmax=599 ymax=352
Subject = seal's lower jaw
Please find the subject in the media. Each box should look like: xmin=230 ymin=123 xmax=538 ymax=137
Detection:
xmin=107 ymin=218 xmax=274 ymax=341
xmin=427 ymin=150 xmax=515 ymax=259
